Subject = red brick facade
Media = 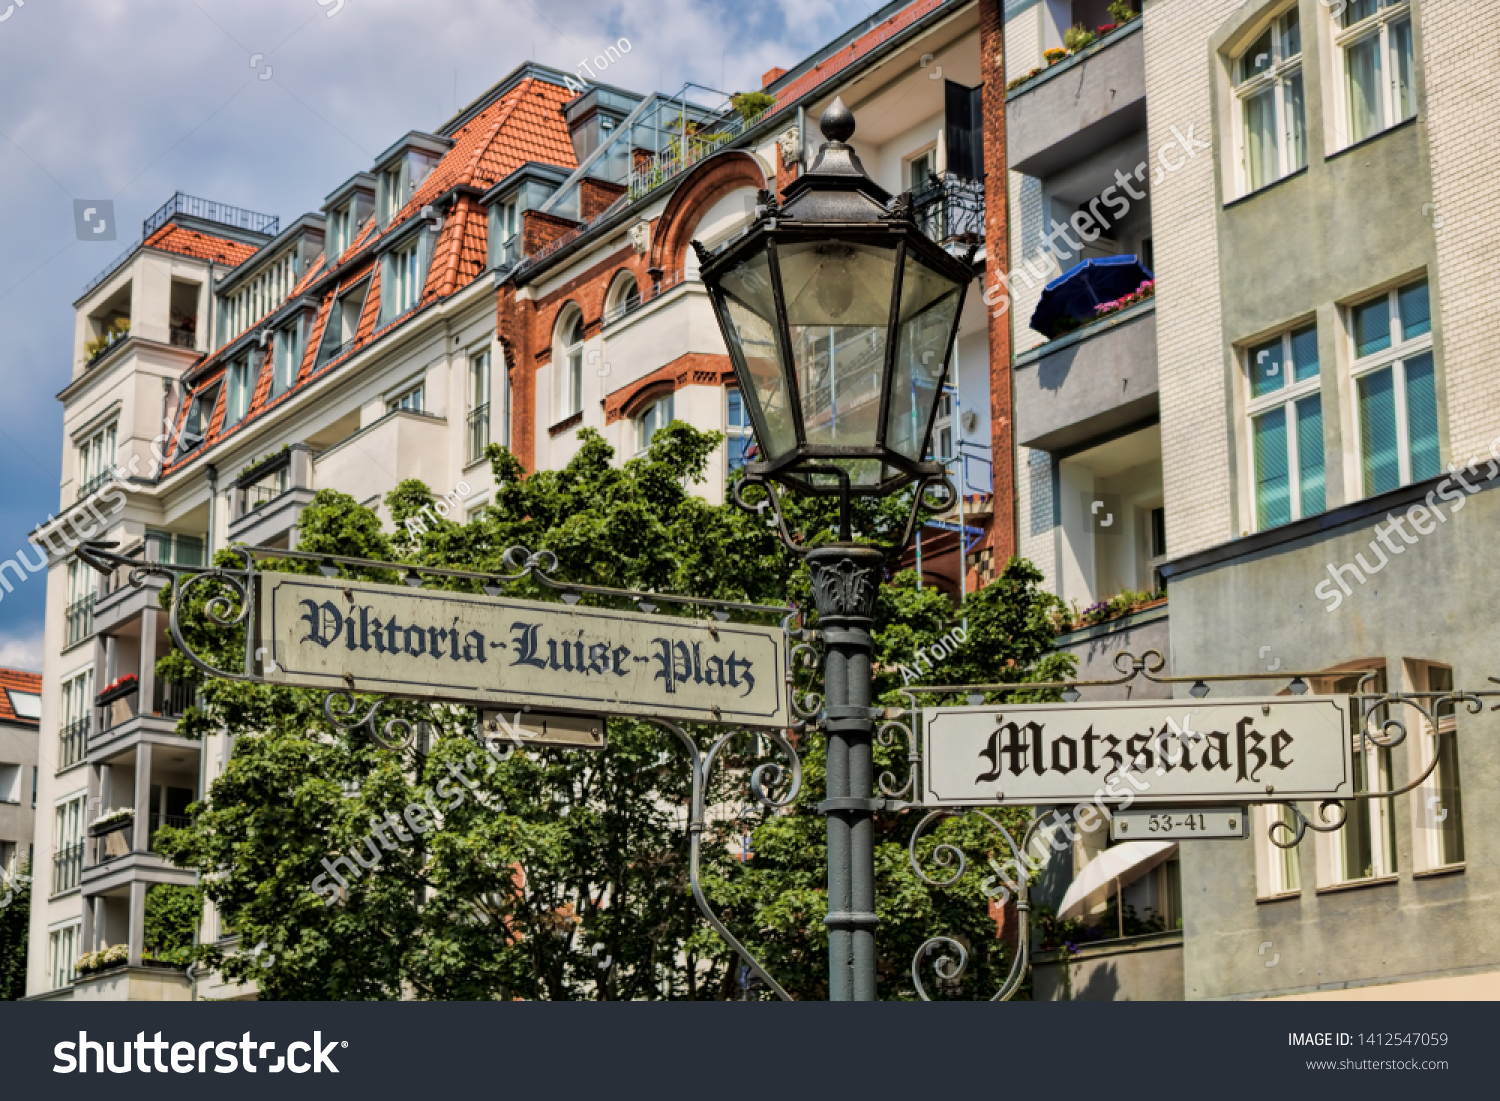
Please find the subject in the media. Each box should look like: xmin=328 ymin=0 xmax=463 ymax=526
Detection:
xmin=980 ymin=0 xmax=1015 ymax=570
xmin=580 ymin=177 xmax=628 ymax=221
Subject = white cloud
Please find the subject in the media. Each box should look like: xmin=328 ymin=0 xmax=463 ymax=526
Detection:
xmin=0 ymin=629 xmax=45 ymax=673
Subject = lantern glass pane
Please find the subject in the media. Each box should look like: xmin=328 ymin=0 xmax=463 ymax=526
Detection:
xmin=887 ymin=253 xmax=964 ymax=461
xmin=777 ymin=239 xmax=899 ymax=481
xmin=718 ymin=251 xmax=798 ymax=462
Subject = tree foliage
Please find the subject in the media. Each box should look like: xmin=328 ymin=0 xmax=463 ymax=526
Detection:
xmin=0 ymin=858 xmax=30 ymax=1001
xmin=157 ymin=424 xmax=1072 ymax=999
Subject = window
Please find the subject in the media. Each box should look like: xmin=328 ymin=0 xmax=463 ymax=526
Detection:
xmin=636 ymin=394 xmax=674 ymax=455
xmin=77 ymin=421 xmax=117 ymax=499
xmin=383 ymin=240 xmax=423 ymax=321
xmin=49 ymin=923 xmax=80 ymax=990
xmin=178 ymin=384 xmax=218 ymax=455
xmin=1322 ymin=668 xmax=1397 ymax=883
xmin=1234 ymin=5 xmax=1306 ymax=194
xmin=726 ymin=389 xmax=756 ymax=476
xmin=909 ymin=150 xmax=935 ymax=191
xmin=53 ymin=794 xmax=85 ymax=895
xmin=59 ymin=668 xmax=92 ymax=771
xmin=64 ymin=561 xmax=93 ymax=649
xmin=927 ymin=390 xmax=956 ymax=463
xmin=379 ymin=149 xmax=442 ymax=225
xmin=1258 ymin=804 xmax=1303 ymax=895
xmin=328 ymin=201 xmax=354 ymax=259
xmin=224 ymin=355 xmax=254 ymax=425
xmin=468 ymin=349 xmax=492 ymax=463
xmin=271 ymin=321 xmax=302 ymax=397
xmin=490 ymin=199 xmax=520 ymax=268
xmin=1352 ymin=278 xmax=1436 ymax=496
xmin=1247 ymin=323 xmax=1323 ymax=529
xmin=1417 ymin=663 xmax=1464 ymax=867
xmin=561 ymin=313 xmax=585 ymax=418
xmin=604 ymin=273 xmax=643 ymax=325
xmin=0 ymin=764 xmax=20 ymax=803
xmin=387 ymin=382 xmax=425 ymax=414
xmin=319 ymin=280 xmax=370 ymax=363
xmin=5 ymin=688 xmax=40 ymax=720
xmin=1335 ymin=0 xmax=1417 ymax=146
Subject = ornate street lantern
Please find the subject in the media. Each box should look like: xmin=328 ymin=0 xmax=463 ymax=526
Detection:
xmin=695 ymin=98 xmax=975 ymax=520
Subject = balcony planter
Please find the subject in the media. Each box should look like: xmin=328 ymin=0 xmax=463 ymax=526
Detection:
xmin=95 ymin=674 xmax=139 ymax=707
xmin=1005 ymin=11 xmax=1141 ymax=93
xmin=88 ymin=807 xmax=135 ymax=836
xmin=75 ymin=944 xmax=129 ymax=977
xmin=1053 ymin=590 xmax=1166 ymax=636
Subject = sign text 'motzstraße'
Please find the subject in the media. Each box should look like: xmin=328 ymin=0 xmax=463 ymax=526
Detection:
xmin=256 ymin=575 xmax=789 ymax=727
xmin=922 ymin=697 xmax=1355 ymax=806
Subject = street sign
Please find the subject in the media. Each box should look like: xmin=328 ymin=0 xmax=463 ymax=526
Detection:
xmin=1110 ymin=807 xmax=1248 ymax=841
xmin=255 ymin=574 xmax=789 ymax=727
xmin=922 ymin=697 xmax=1355 ymax=807
xmin=482 ymin=709 xmax=606 ymax=751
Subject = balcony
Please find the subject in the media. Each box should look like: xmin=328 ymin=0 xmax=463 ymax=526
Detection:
xmin=1006 ymin=19 xmax=1146 ymax=180
xmin=93 ymin=544 xmax=174 ymax=637
xmin=1032 ymin=930 xmax=1183 ymax=1001
xmin=314 ymin=409 xmax=448 ymax=512
xmin=1013 ymin=298 xmax=1157 ymax=453
xmin=1054 ymin=599 xmax=1171 ymax=702
xmin=228 ymin=443 xmax=316 ymax=549
xmin=90 ymin=680 xmax=196 ymax=758
xmin=912 ymin=174 xmax=984 ymax=249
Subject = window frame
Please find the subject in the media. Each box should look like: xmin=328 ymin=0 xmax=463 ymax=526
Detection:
xmin=1411 ymin=661 xmax=1463 ymax=871
xmin=1312 ymin=666 xmax=1398 ymax=887
xmin=271 ymin=318 xmax=303 ymax=398
xmin=635 ymin=392 xmax=675 ymax=456
xmin=49 ymin=921 xmax=81 ymax=990
xmin=223 ymin=353 xmax=254 ymax=426
xmin=1244 ymin=322 xmax=1324 ymax=530
xmin=1348 ymin=278 xmax=1437 ymax=497
xmin=386 ymin=381 xmax=426 ymax=415
xmin=76 ymin=421 xmax=117 ymax=498
xmin=558 ymin=310 xmax=586 ymax=419
xmin=1231 ymin=3 xmax=1307 ymax=198
xmin=467 ymin=347 xmax=493 ymax=464
xmin=1331 ymin=0 xmax=1417 ymax=151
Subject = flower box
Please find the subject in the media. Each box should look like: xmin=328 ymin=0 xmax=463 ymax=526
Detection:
xmin=95 ymin=674 xmax=139 ymax=707
xmin=88 ymin=807 xmax=135 ymax=836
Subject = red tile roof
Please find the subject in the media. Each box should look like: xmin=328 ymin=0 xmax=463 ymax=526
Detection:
xmin=769 ymin=0 xmax=945 ymax=113
xmin=144 ymin=223 xmax=259 ymax=268
xmin=0 ymin=668 xmax=42 ymax=726
xmin=163 ymin=75 xmax=578 ymax=475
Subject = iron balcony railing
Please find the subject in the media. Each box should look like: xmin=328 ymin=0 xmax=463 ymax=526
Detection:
xmin=169 ymin=327 xmax=196 ymax=349
xmin=149 ymin=813 xmax=192 ymax=851
xmin=912 ymin=173 xmax=985 ymax=246
xmin=152 ymin=679 xmax=196 ymax=719
xmin=143 ymin=191 xmax=279 ymax=239
xmin=467 ymin=403 xmax=491 ymax=464
xmin=77 ymin=470 xmax=114 ymax=500
xmin=64 ymin=596 xmax=94 ymax=648
xmin=58 ymin=718 xmax=89 ymax=771
xmin=53 ymin=843 xmax=84 ymax=894
xmin=82 ymin=240 xmax=142 ymax=296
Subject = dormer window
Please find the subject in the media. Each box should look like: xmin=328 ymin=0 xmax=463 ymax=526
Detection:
xmin=224 ymin=354 xmax=255 ymax=425
xmin=328 ymin=202 xmax=354 ymax=260
xmin=178 ymin=383 xmax=220 ymax=456
xmin=271 ymin=319 xmax=303 ymax=397
xmin=378 ymin=149 xmax=442 ymax=225
xmin=381 ymin=238 xmax=425 ymax=323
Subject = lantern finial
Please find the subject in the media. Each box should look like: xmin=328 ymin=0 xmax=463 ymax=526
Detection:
xmin=820 ymin=98 xmax=856 ymax=144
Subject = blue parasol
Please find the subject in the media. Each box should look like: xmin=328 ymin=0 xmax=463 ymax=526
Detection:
xmin=1029 ymin=255 xmax=1154 ymax=339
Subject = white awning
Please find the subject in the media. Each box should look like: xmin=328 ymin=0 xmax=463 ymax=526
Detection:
xmin=1056 ymin=841 xmax=1177 ymax=921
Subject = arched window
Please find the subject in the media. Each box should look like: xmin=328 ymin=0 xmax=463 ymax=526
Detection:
xmin=636 ymin=393 xmax=674 ymax=456
xmin=562 ymin=312 xmax=585 ymax=417
xmin=605 ymin=272 xmax=642 ymax=325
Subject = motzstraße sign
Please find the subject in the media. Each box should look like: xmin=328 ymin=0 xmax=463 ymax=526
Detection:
xmin=922 ymin=697 xmax=1355 ymax=806
xmin=255 ymin=574 xmax=788 ymax=727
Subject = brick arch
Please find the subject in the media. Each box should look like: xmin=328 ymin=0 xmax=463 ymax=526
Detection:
xmin=650 ymin=151 xmax=769 ymax=276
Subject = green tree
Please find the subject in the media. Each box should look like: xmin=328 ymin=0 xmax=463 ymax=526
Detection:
xmin=156 ymin=423 xmax=1071 ymax=999
xmin=0 ymin=858 xmax=31 ymax=1000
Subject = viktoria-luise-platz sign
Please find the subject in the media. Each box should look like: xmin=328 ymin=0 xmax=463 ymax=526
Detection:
xmin=255 ymin=574 xmax=789 ymax=727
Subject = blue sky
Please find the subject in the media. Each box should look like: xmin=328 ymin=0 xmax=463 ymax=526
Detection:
xmin=0 ymin=0 xmax=882 ymax=671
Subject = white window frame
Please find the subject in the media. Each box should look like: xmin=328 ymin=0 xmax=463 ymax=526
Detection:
xmin=1232 ymin=3 xmax=1306 ymax=197
xmin=59 ymin=666 xmax=93 ymax=771
xmin=271 ymin=319 xmax=302 ymax=397
xmin=1410 ymin=661 xmax=1463 ymax=872
xmin=1330 ymin=0 xmax=1417 ymax=151
xmin=1313 ymin=668 xmax=1398 ymax=887
xmin=604 ymin=271 xmax=643 ymax=325
xmin=386 ymin=381 xmax=426 ymax=415
xmin=725 ymin=388 xmax=753 ymax=477
xmin=635 ymin=393 xmax=674 ymax=456
xmin=49 ymin=921 xmax=81 ymax=990
xmin=76 ymin=421 xmax=117 ymax=497
xmin=1244 ymin=323 xmax=1322 ymax=530
xmin=224 ymin=354 xmax=254 ymax=425
xmin=929 ymin=388 xmax=956 ymax=464
xmin=1348 ymin=279 xmax=1436 ymax=495
xmin=467 ymin=347 xmax=493 ymax=464
xmin=557 ymin=311 xmax=585 ymax=419
xmin=385 ymin=239 xmax=422 ymax=319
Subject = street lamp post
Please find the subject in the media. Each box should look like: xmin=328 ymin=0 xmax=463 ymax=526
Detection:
xmin=696 ymin=99 xmax=975 ymax=1001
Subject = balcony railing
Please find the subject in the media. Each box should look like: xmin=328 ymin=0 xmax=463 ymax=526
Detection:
xmin=626 ymin=102 xmax=777 ymax=204
xmin=467 ymin=403 xmax=490 ymax=464
xmin=152 ymin=679 xmax=196 ymax=719
xmin=77 ymin=470 xmax=114 ymax=500
xmin=169 ymin=327 xmax=196 ymax=349
xmin=912 ymin=173 xmax=985 ymax=246
xmin=149 ymin=814 xmax=191 ymax=851
xmin=58 ymin=718 xmax=89 ymax=771
xmin=53 ymin=843 xmax=84 ymax=894
xmin=602 ymin=269 xmax=686 ymax=327
xmin=100 ymin=534 xmax=206 ymax=599
xmin=143 ymin=191 xmax=279 ymax=239
xmin=243 ymin=480 xmax=287 ymax=514
xmin=64 ymin=596 xmax=94 ymax=648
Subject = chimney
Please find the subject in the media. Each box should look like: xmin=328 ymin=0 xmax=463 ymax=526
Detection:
xmin=762 ymin=67 xmax=786 ymax=89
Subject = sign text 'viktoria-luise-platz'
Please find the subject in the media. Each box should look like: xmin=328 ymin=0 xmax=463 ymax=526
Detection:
xmin=255 ymin=575 xmax=788 ymax=727
xmin=922 ymin=698 xmax=1356 ymax=806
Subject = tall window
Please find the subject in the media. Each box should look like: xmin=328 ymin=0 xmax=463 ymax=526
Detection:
xmin=77 ymin=422 xmax=117 ymax=499
xmin=1336 ymin=0 xmax=1417 ymax=146
xmin=1247 ymin=323 xmax=1323 ymax=529
xmin=1325 ymin=668 xmax=1397 ymax=883
xmin=1235 ymin=5 xmax=1306 ymax=194
xmin=224 ymin=355 xmax=254 ymax=425
xmin=319 ymin=280 xmax=370 ymax=364
xmin=726 ymin=389 xmax=755 ymax=476
xmin=490 ymin=198 xmax=520 ymax=268
xmin=1352 ymin=278 xmax=1436 ymax=496
xmin=468 ymin=349 xmax=491 ymax=463
xmin=636 ymin=394 xmax=674 ymax=456
xmin=64 ymin=561 xmax=93 ymax=649
xmin=53 ymin=794 xmax=85 ymax=895
xmin=49 ymin=923 xmax=80 ymax=990
xmin=59 ymin=668 xmax=92 ymax=772
xmin=1419 ymin=664 xmax=1464 ymax=868
xmin=384 ymin=240 xmax=422 ymax=320
xmin=271 ymin=321 xmax=301 ymax=397
xmin=928 ymin=390 xmax=956 ymax=463
xmin=562 ymin=314 xmax=585 ymax=418
xmin=178 ymin=384 xmax=218 ymax=455
xmin=1269 ymin=805 xmax=1302 ymax=894
xmin=328 ymin=201 xmax=353 ymax=259
xmin=387 ymin=382 xmax=425 ymax=414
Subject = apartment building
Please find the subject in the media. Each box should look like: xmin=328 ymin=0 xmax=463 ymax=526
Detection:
xmin=0 ymin=669 xmax=41 ymax=891
xmin=1024 ymin=0 xmax=1500 ymax=999
xmin=25 ymin=62 xmax=581 ymax=1000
